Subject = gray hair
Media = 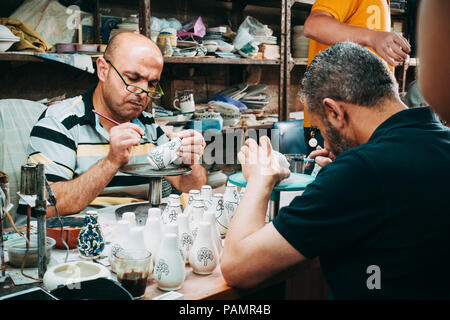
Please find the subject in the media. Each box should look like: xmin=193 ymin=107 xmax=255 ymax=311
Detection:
xmin=300 ymin=42 xmax=399 ymax=117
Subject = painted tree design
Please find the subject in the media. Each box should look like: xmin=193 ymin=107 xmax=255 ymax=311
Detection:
xmin=197 ymin=247 xmax=214 ymax=267
xmin=168 ymin=209 xmax=178 ymax=223
xmin=155 ymin=259 xmax=169 ymax=280
xmin=181 ymin=232 xmax=193 ymax=251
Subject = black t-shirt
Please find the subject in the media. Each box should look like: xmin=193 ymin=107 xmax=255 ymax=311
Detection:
xmin=273 ymin=107 xmax=450 ymax=299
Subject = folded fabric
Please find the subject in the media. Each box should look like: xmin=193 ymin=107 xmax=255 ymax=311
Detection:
xmin=89 ymin=196 xmax=146 ymax=206
xmin=208 ymin=94 xmax=249 ymax=112
xmin=0 ymin=18 xmax=51 ymax=52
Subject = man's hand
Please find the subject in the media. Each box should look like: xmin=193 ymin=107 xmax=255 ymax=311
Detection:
xmin=107 ymin=122 xmax=144 ymax=168
xmin=238 ymin=136 xmax=290 ymax=188
xmin=168 ymin=129 xmax=206 ymax=166
xmin=305 ymin=146 xmax=336 ymax=169
xmin=369 ymin=30 xmax=411 ymax=67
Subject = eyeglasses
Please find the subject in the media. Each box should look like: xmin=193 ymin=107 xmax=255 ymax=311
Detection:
xmin=105 ymin=59 xmax=164 ymax=98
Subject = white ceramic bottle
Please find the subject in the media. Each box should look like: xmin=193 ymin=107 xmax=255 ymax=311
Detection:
xmin=122 ymin=211 xmax=136 ymax=228
xmin=148 ymin=207 xmax=162 ymax=219
xmin=223 ymin=184 xmax=240 ymax=220
xmin=154 ymin=233 xmax=186 ymax=291
xmin=162 ymin=202 xmax=182 ymax=225
xmin=208 ymin=193 xmax=229 ymax=237
xmin=164 ymin=222 xmax=184 ymax=262
xmin=201 ymin=185 xmax=212 ymax=211
xmin=203 ymin=210 xmax=222 ymax=255
xmin=183 ymin=189 xmax=200 ymax=217
xmin=144 ymin=216 xmax=162 ymax=265
xmin=190 ymin=202 xmax=205 ymax=241
xmin=128 ymin=226 xmax=146 ymax=251
xmin=189 ymin=221 xmax=219 ymax=275
xmin=177 ymin=214 xmax=193 ymax=264
xmin=109 ymin=219 xmax=130 ymax=272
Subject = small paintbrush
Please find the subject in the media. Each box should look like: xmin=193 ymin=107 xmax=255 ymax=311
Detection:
xmin=93 ymin=110 xmax=145 ymax=138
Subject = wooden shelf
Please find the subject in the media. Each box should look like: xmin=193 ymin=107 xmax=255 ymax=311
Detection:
xmin=0 ymin=52 xmax=44 ymax=62
xmin=164 ymin=56 xmax=280 ymax=65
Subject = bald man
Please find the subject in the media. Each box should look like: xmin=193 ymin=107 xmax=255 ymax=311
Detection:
xmin=26 ymin=33 xmax=207 ymax=217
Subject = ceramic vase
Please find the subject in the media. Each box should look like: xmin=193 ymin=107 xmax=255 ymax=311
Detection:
xmin=144 ymin=216 xmax=162 ymax=266
xmin=203 ymin=210 xmax=222 ymax=255
xmin=154 ymin=233 xmax=186 ymax=291
xmin=162 ymin=202 xmax=182 ymax=225
xmin=208 ymin=194 xmax=229 ymax=237
xmin=77 ymin=211 xmax=105 ymax=259
xmin=183 ymin=189 xmax=200 ymax=217
xmin=177 ymin=214 xmax=193 ymax=264
xmin=223 ymin=184 xmax=240 ymax=220
xmin=147 ymin=137 xmax=181 ymax=169
xmin=189 ymin=221 xmax=219 ymax=275
xmin=164 ymin=223 xmax=184 ymax=262
xmin=109 ymin=220 xmax=130 ymax=272
xmin=122 ymin=211 xmax=136 ymax=228
xmin=201 ymin=185 xmax=212 ymax=211
xmin=190 ymin=202 xmax=205 ymax=241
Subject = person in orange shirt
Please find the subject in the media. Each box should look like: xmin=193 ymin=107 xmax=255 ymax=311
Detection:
xmin=301 ymin=0 xmax=411 ymax=157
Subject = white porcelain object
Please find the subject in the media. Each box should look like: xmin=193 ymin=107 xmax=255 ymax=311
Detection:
xmin=154 ymin=233 xmax=186 ymax=291
xmin=189 ymin=221 xmax=219 ymax=275
xmin=122 ymin=212 xmax=136 ymax=228
xmin=222 ymin=184 xmax=240 ymax=220
xmin=144 ymin=216 xmax=162 ymax=266
xmin=109 ymin=220 xmax=131 ymax=272
xmin=148 ymin=207 xmax=161 ymax=219
xmin=128 ymin=226 xmax=146 ymax=251
xmin=147 ymin=137 xmax=182 ymax=170
xmin=201 ymin=185 xmax=212 ymax=211
xmin=43 ymin=261 xmax=110 ymax=291
xmin=0 ymin=25 xmax=20 ymax=52
xmin=183 ymin=189 xmax=200 ymax=217
xmin=177 ymin=214 xmax=193 ymax=264
xmin=161 ymin=202 xmax=182 ymax=225
xmin=190 ymin=202 xmax=205 ymax=241
xmin=208 ymin=193 xmax=229 ymax=237
xmin=203 ymin=211 xmax=222 ymax=255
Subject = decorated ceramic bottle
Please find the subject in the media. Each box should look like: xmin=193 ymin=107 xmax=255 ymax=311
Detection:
xmin=189 ymin=221 xmax=219 ymax=275
xmin=183 ymin=189 xmax=200 ymax=217
xmin=144 ymin=216 xmax=162 ymax=266
xmin=109 ymin=219 xmax=130 ymax=272
xmin=77 ymin=211 xmax=105 ymax=259
xmin=201 ymin=185 xmax=212 ymax=211
xmin=208 ymin=193 xmax=229 ymax=237
xmin=154 ymin=233 xmax=186 ymax=291
xmin=203 ymin=210 xmax=223 ymax=255
xmin=162 ymin=202 xmax=182 ymax=225
xmin=177 ymin=214 xmax=193 ymax=264
xmin=190 ymin=202 xmax=205 ymax=241
xmin=223 ymin=184 xmax=240 ymax=220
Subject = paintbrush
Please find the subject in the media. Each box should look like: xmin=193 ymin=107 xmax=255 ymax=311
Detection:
xmin=93 ymin=110 xmax=145 ymax=138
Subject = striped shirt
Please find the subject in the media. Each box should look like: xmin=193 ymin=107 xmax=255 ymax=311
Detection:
xmin=26 ymin=85 xmax=173 ymax=206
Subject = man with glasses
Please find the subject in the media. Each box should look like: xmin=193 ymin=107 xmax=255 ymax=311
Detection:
xmin=25 ymin=32 xmax=207 ymax=217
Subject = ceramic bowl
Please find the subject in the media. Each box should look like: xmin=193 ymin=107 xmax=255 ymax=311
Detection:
xmin=217 ymin=42 xmax=234 ymax=53
xmin=6 ymin=236 xmax=56 ymax=268
xmin=43 ymin=261 xmax=111 ymax=291
xmin=46 ymin=216 xmax=84 ymax=249
xmin=75 ymin=43 xmax=99 ymax=52
xmin=55 ymin=43 xmax=76 ymax=53
xmin=183 ymin=50 xmax=196 ymax=57
xmin=203 ymin=41 xmax=218 ymax=52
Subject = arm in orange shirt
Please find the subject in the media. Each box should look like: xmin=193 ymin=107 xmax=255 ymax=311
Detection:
xmin=303 ymin=9 xmax=411 ymax=67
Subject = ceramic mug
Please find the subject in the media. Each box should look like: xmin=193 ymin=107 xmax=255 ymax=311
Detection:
xmin=147 ymin=137 xmax=182 ymax=170
xmin=173 ymin=94 xmax=195 ymax=113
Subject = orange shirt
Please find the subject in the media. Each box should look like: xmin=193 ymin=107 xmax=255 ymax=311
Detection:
xmin=304 ymin=0 xmax=393 ymax=127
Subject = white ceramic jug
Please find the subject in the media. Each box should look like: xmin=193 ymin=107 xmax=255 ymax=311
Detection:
xmin=144 ymin=216 xmax=162 ymax=266
xmin=223 ymin=184 xmax=240 ymax=220
xmin=208 ymin=193 xmax=229 ymax=237
xmin=177 ymin=214 xmax=193 ymax=264
xmin=203 ymin=210 xmax=222 ymax=255
xmin=183 ymin=189 xmax=200 ymax=217
xmin=162 ymin=202 xmax=182 ymax=225
xmin=201 ymin=185 xmax=212 ymax=211
xmin=154 ymin=233 xmax=186 ymax=291
xmin=190 ymin=202 xmax=205 ymax=241
xmin=189 ymin=221 xmax=219 ymax=275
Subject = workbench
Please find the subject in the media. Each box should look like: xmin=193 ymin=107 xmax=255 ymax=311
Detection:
xmin=0 ymin=192 xmax=328 ymax=300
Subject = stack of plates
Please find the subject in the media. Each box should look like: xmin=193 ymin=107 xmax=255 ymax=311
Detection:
xmin=292 ymin=25 xmax=309 ymax=58
xmin=0 ymin=25 xmax=20 ymax=52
